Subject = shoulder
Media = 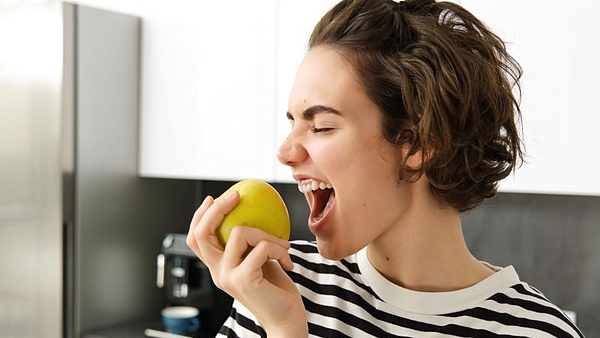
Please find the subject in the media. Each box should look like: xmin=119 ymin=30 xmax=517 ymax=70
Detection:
xmin=475 ymin=280 xmax=584 ymax=338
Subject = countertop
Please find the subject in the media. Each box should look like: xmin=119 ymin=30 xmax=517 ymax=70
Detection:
xmin=83 ymin=318 xmax=216 ymax=338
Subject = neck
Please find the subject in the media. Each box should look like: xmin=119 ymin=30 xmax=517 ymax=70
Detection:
xmin=367 ymin=194 xmax=493 ymax=292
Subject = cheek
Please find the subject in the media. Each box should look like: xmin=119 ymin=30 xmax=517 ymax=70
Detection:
xmin=307 ymin=138 xmax=347 ymax=169
xmin=308 ymin=131 xmax=399 ymax=184
xmin=359 ymin=140 xmax=400 ymax=180
xmin=371 ymin=140 xmax=401 ymax=178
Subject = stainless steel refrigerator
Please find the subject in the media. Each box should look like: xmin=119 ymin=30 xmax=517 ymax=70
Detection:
xmin=1 ymin=2 xmax=198 ymax=337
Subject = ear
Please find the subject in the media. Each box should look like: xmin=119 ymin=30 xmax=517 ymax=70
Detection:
xmin=401 ymin=145 xmax=430 ymax=171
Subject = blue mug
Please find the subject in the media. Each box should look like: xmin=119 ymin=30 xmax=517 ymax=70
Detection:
xmin=161 ymin=306 xmax=200 ymax=335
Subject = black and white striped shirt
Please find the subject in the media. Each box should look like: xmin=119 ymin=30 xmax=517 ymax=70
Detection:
xmin=218 ymin=240 xmax=583 ymax=337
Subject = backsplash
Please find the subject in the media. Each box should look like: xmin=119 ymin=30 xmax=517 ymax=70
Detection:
xmin=198 ymin=181 xmax=598 ymax=336
xmin=461 ymin=192 xmax=599 ymax=336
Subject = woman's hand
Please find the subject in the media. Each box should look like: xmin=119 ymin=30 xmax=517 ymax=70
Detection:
xmin=186 ymin=191 xmax=308 ymax=336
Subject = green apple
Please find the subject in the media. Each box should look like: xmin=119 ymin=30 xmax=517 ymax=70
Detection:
xmin=215 ymin=179 xmax=290 ymax=248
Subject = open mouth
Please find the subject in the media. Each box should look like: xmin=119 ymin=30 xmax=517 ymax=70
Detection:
xmin=298 ymin=181 xmax=335 ymax=224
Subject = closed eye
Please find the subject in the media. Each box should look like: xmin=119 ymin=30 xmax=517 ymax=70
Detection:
xmin=311 ymin=127 xmax=333 ymax=133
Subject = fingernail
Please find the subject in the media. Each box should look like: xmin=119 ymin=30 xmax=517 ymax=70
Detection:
xmin=225 ymin=190 xmax=238 ymax=201
xmin=200 ymin=196 xmax=211 ymax=207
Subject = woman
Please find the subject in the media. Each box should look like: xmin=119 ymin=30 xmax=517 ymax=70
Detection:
xmin=187 ymin=0 xmax=584 ymax=336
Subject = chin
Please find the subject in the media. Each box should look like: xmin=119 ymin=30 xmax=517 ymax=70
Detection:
xmin=316 ymin=240 xmax=352 ymax=261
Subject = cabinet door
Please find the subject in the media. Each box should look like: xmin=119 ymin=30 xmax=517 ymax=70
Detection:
xmin=273 ymin=0 xmax=339 ymax=183
xmin=139 ymin=2 xmax=277 ymax=181
xmin=461 ymin=0 xmax=600 ymax=195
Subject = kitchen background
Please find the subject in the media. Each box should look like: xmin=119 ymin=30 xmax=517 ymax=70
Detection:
xmin=1 ymin=0 xmax=598 ymax=337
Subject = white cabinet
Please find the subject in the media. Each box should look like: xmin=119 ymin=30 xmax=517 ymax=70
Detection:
xmin=139 ymin=0 xmax=600 ymax=195
xmin=138 ymin=1 xmax=339 ymax=183
xmin=459 ymin=0 xmax=600 ymax=195
xmin=139 ymin=2 xmax=278 ymax=181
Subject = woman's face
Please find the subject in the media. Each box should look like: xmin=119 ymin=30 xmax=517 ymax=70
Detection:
xmin=277 ymin=47 xmax=415 ymax=260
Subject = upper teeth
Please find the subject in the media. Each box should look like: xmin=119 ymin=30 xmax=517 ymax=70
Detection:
xmin=298 ymin=181 xmax=332 ymax=194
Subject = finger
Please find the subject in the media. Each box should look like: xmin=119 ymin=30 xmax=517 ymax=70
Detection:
xmin=193 ymin=190 xmax=241 ymax=263
xmin=219 ymin=240 xmax=293 ymax=295
xmin=240 ymin=240 xmax=294 ymax=274
xmin=187 ymin=195 xmax=214 ymax=245
xmin=187 ymin=196 xmax=214 ymax=250
xmin=229 ymin=225 xmax=291 ymax=251
xmin=196 ymin=190 xmax=240 ymax=239
xmin=223 ymin=226 xmax=293 ymax=271
xmin=190 ymin=195 xmax=213 ymax=228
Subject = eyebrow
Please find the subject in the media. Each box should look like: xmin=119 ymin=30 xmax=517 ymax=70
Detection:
xmin=286 ymin=105 xmax=342 ymax=121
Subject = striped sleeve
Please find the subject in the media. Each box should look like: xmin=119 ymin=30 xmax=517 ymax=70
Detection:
xmin=216 ymin=301 xmax=266 ymax=338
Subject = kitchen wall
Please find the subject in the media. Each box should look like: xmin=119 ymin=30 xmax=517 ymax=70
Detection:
xmin=462 ymin=192 xmax=599 ymax=336
xmin=198 ymin=180 xmax=599 ymax=336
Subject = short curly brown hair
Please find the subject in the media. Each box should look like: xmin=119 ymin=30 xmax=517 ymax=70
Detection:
xmin=309 ymin=0 xmax=524 ymax=212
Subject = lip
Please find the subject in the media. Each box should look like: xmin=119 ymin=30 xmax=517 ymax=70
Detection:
xmin=292 ymin=173 xmax=312 ymax=184
xmin=293 ymin=173 xmax=331 ymax=186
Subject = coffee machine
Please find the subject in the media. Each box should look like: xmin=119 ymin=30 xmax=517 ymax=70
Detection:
xmin=157 ymin=233 xmax=232 ymax=335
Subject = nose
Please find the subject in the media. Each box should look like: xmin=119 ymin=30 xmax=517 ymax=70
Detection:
xmin=277 ymin=132 xmax=308 ymax=167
